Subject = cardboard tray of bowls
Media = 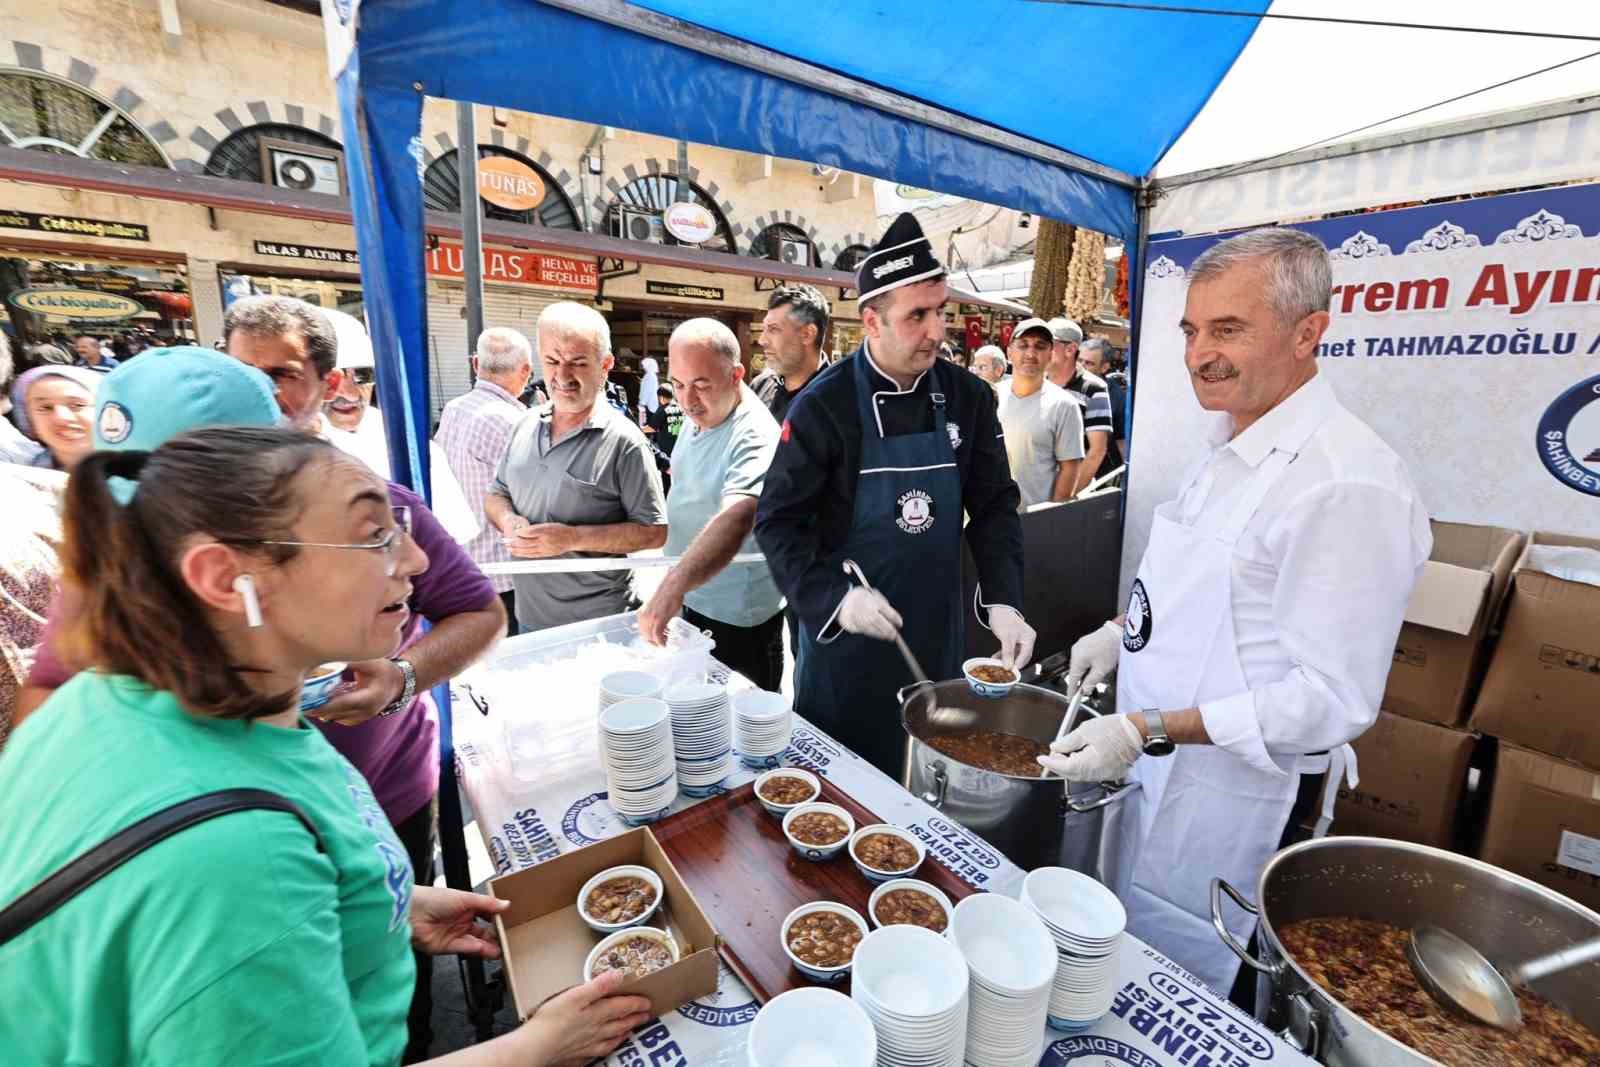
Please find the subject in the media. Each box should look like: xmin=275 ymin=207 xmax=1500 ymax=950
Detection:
xmin=648 ymin=772 xmax=978 ymax=1002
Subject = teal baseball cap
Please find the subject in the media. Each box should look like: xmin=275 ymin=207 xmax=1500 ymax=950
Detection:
xmin=93 ymin=345 xmax=282 ymax=452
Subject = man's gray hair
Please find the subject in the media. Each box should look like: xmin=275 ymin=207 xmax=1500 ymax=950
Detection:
xmin=1080 ymin=337 xmax=1110 ymax=357
xmin=972 ymin=344 xmax=1006 ymax=368
xmin=223 ymin=295 xmax=339 ymax=377
xmin=536 ymin=301 xmax=612 ymax=358
xmin=768 ymin=283 xmax=830 ymax=348
xmin=1189 ymin=227 xmax=1332 ymax=324
xmin=670 ymin=317 xmax=741 ymax=369
xmin=476 ymin=326 xmax=532 ymax=375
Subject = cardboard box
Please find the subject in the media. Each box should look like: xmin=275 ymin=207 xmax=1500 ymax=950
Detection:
xmin=1478 ymin=744 xmax=1600 ymax=914
xmin=489 ymin=828 xmax=719 ymax=1019
xmin=1470 ymin=531 xmax=1600 ymax=769
xmin=1334 ymin=712 xmax=1476 ymax=849
xmin=1384 ymin=521 xmax=1523 ymax=727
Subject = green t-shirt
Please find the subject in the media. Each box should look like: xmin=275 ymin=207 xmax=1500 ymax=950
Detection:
xmin=0 ymin=672 xmax=415 ymax=1066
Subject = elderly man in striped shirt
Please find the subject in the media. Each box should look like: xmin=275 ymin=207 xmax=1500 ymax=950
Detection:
xmin=435 ymin=326 xmax=535 ymax=632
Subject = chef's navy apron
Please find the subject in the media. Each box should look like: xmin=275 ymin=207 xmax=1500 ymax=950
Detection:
xmin=1112 ymin=443 xmax=1355 ymax=994
xmin=794 ymin=357 xmax=965 ymax=777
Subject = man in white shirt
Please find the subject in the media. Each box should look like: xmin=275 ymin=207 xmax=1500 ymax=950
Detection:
xmin=436 ymin=327 xmax=534 ymax=631
xmin=995 ymin=319 xmax=1083 ymax=508
xmin=1045 ymin=228 xmax=1431 ymax=995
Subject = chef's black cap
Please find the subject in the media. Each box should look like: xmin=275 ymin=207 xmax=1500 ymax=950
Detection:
xmin=856 ymin=212 xmax=945 ymax=304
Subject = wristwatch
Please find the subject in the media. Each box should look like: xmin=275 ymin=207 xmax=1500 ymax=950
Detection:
xmin=379 ymin=657 xmax=417 ymax=718
xmin=1139 ymin=709 xmax=1176 ymax=757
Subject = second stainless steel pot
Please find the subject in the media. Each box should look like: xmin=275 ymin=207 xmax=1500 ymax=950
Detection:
xmin=900 ymin=678 xmax=1138 ymax=878
xmin=1212 ymin=835 xmax=1600 ymax=1066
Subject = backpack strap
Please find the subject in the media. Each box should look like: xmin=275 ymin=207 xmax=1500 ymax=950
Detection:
xmin=0 ymin=788 xmax=325 ymax=946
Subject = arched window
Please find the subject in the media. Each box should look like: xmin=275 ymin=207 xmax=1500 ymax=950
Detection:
xmin=423 ymin=146 xmax=580 ymax=229
xmin=834 ymin=244 xmax=871 ymax=272
xmin=0 ymin=71 xmax=166 ymax=167
xmin=749 ymin=223 xmax=818 ymax=267
xmin=605 ymin=175 xmax=735 ymax=253
xmin=206 ymin=123 xmax=342 ymax=192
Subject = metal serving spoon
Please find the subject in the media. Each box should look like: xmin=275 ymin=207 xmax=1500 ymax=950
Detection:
xmin=1407 ymin=924 xmax=1600 ymax=1030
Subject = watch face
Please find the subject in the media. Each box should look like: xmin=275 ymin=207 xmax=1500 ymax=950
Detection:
xmin=1144 ymin=737 xmax=1176 ymax=757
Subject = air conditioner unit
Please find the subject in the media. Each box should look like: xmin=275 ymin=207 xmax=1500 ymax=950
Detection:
xmin=777 ymin=237 xmax=809 ymax=266
xmin=615 ymin=207 xmax=662 ymax=243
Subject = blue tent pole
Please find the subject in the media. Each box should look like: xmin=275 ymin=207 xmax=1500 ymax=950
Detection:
xmin=1124 ymin=184 xmax=1152 ymax=467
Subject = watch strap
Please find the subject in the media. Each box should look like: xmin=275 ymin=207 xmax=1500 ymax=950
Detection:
xmin=380 ymin=658 xmax=417 ymax=718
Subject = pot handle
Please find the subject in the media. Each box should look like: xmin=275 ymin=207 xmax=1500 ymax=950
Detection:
xmin=1210 ymin=877 xmax=1279 ymax=975
xmin=1284 ymin=991 xmax=1321 ymax=1057
xmin=897 ymin=679 xmax=936 ymax=706
xmin=921 ymin=760 xmax=949 ymax=809
xmin=1063 ymin=779 xmax=1141 ymax=814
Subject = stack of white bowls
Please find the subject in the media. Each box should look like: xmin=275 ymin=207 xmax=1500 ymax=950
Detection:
xmin=949 ymin=893 xmax=1057 ymax=1067
xmin=732 ymin=689 xmax=793 ymax=768
xmin=663 ymin=681 xmax=732 ymax=797
xmin=597 ymin=698 xmax=677 ymax=825
xmin=599 ymin=670 xmax=662 ymax=711
xmin=747 ymin=986 xmax=877 ymax=1067
xmin=1021 ymin=867 xmax=1126 ymax=1032
xmin=850 ymin=924 xmax=969 ymax=1067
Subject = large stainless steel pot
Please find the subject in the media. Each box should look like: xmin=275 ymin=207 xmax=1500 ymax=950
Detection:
xmin=1211 ymin=836 xmax=1600 ymax=1066
xmin=900 ymin=678 xmax=1138 ymax=878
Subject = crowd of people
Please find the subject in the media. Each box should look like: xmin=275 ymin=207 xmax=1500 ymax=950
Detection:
xmin=0 ymin=210 xmax=1113 ymax=1063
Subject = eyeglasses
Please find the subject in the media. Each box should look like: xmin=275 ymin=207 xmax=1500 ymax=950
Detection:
xmin=226 ymin=505 xmax=413 ymax=576
xmin=349 ymin=368 xmax=375 ymax=387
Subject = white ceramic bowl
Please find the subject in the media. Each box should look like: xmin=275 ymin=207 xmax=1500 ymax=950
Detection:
xmin=748 ymin=986 xmax=877 ymax=1067
xmin=754 ymin=768 xmax=820 ymax=817
xmin=576 ymin=864 xmax=665 ymax=934
xmin=582 ymin=925 xmax=679 ymax=983
xmin=847 ymin=824 xmax=927 ymax=883
xmin=782 ymin=802 xmax=855 ymax=862
xmin=851 ymin=922 xmax=970 ymax=1018
xmin=962 ymin=656 xmax=1020 ymax=699
xmin=300 ymin=662 xmax=347 ymax=711
xmin=949 ymin=893 xmax=1058 ymax=996
xmin=866 ymin=878 xmax=954 ymax=935
xmin=599 ymin=697 xmax=671 ymax=735
xmin=780 ymin=901 xmax=868 ymax=983
xmin=599 ymin=670 xmax=663 ymax=704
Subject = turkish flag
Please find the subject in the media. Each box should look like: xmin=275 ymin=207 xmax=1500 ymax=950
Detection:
xmin=999 ymin=321 xmax=1016 ymax=347
xmin=964 ymin=316 xmax=983 ymax=351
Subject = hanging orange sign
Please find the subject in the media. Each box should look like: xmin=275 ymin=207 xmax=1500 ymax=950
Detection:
xmin=477 ymin=156 xmax=546 ymax=212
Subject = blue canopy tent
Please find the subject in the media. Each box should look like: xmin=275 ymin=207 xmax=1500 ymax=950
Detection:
xmin=327 ymin=0 xmax=1272 ymax=491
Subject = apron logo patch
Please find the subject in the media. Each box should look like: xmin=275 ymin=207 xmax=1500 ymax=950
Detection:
xmin=895 ymin=488 xmax=935 ymax=534
xmin=946 ymin=421 xmax=962 ymax=450
xmin=1124 ymin=578 xmax=1153 ymax=653
xmin=96 ymin=401 xmax=132 ymax=444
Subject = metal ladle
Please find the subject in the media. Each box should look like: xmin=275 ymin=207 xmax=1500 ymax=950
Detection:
xmin=841 ymin=559 xmax=932 ymax=689
xmin=1407 ymin=925 xmax=1600 ymax=1030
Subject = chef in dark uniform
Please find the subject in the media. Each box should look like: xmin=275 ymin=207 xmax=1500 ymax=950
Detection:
xmin=754 ymin=214 xmax=1035 ymax=775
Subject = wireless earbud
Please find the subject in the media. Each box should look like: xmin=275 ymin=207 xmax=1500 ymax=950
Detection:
xmin=233 ymin=574 xmax=263 ymax=628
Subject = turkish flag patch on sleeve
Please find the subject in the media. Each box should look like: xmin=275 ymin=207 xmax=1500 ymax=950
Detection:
xmin=780 ymin=419 xmax=792 ymax=443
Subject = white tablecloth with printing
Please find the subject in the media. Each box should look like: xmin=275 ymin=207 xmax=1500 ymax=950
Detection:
xmin=450 ymin=638 xmax=1313 ymax=1067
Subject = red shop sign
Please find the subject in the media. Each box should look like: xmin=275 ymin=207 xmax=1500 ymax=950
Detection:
xmin=427 ymin=239 xmax=597 ymax=292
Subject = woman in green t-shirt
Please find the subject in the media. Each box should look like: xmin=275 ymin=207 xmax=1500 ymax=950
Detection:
xmin=0 ymin=427 xmax=650 ymax=1066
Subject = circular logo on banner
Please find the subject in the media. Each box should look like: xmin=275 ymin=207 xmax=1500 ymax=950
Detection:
xmin=1041 ymin=1035 xmax=1161 ymax=1066
xmin=1124 ymin=578 xmax=1153 ymax=653
xmin=895 ymin=489 xmax=935 ymax=534
xmin=1536 ymin=374 xmax=1600 ymax=497
xmin=663 ymin=202 xmax=718 ymax=245
xmin=561 ymin=791 xmax=623 ymax=847
xmin=96 ymin=401 xmax=132 ymax=445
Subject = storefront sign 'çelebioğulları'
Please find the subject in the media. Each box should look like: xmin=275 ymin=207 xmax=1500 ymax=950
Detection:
xmin=0 ymin=209 xmax=149 ymax=242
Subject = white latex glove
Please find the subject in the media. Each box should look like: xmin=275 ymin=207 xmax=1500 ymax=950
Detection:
xmin=1065 ymin=620 xmax=1123 ymax=695
xmin=837 ymin=587 xmax=904 ymax=641
xmin=989 ymin=606 xmax=1036 ymax=670
xmin=1037 ymin=714 xmax=1144 ymax=782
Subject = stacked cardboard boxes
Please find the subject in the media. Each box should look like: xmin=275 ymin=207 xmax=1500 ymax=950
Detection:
xmin=1469 ymin=532 xmax=1600 ymax=909
xmin=1335 ymin=523 xmax=1522 ymax=850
